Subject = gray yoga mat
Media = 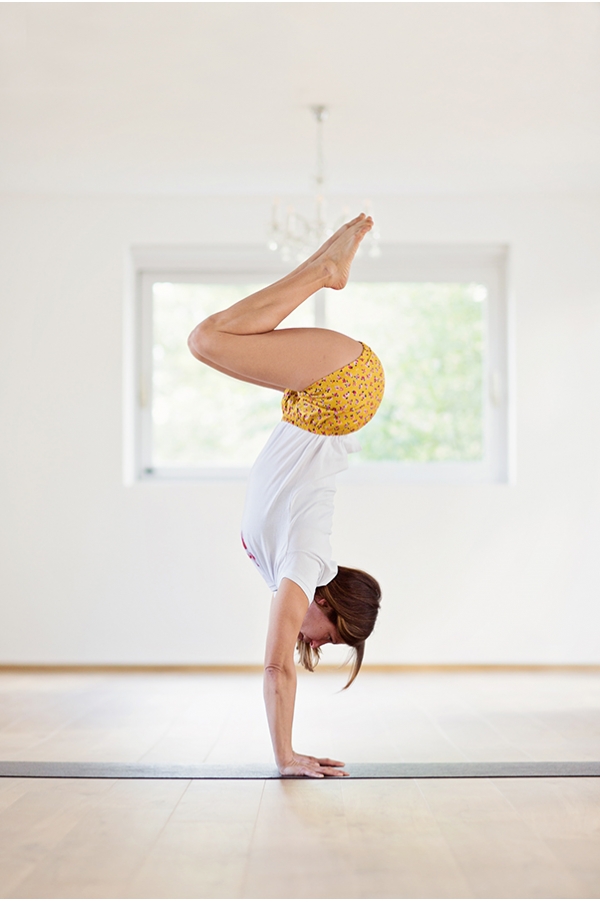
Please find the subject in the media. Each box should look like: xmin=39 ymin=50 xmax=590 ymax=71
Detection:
xmin=0 ymin=761 xmax=599 ymax=779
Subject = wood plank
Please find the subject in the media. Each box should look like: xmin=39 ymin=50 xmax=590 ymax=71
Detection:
xmin=418 ymin=776 xmax=592 ymax=898
xmin=127 ymin=780 xmax=264 ymax=898
xmin=0 ymin=778 xmax=116 ymax=898
xmin=242 ymin=779 xmax=359 ymax=899
xmin=495 ymin=776 xmax=600 ymax=897
xmin=342 ymin=779 xmax=472 ymax=898
xmin=9 ymin=779 xmax=186 ymax=899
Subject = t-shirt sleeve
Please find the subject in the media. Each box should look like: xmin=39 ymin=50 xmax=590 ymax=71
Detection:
xmin=277 ymin=550 xmax=329 ymax=605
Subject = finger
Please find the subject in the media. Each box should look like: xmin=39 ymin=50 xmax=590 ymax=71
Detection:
xmin=280 ymin=767 xmax=322 ymax=778
xmin=317 ymin=758 xmax=345 ymax=767
xmin=320 ymin=768 xmax=349 ymax=777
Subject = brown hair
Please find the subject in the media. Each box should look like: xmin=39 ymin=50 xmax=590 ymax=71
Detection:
xmin=295 ymin=566 xmax=381 ymax=688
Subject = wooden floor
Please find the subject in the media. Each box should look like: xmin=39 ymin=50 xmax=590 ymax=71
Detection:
xmin=0 ymin=669 xmax=599 ymax=898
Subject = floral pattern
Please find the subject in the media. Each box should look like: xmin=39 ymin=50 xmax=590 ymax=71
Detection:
xmin=281 ymin=343 xmax=385 ymax=436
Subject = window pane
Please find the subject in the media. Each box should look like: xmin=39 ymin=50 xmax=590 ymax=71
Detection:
xmin=152 ymin=282 xmax=313 ymax=467
xmin=325 ymin=283 xmax=485 ymax=462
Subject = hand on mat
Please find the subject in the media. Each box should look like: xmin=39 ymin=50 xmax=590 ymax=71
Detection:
xmin=279 ymin=753 xmax=349 ymax=778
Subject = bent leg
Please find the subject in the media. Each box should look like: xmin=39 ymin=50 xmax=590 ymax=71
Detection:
xmin=193 ymin=327 xmax=362 ymax=393
xmin=188 ymin=214 xmax=372 ymax=391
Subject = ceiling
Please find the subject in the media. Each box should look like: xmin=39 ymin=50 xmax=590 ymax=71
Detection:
xmin=1 ymin=2 xmax=599 ymax=196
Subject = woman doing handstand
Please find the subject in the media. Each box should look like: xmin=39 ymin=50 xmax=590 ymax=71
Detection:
xmin=188 ymin=214 xmax=384 ymax=777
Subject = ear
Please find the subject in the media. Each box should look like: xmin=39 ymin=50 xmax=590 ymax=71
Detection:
xmin=314 ymin=595 xmax=325 ymax=606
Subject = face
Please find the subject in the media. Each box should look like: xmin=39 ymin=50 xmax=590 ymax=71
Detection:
xmin=298 ymin=597 xmax=343 ymax=649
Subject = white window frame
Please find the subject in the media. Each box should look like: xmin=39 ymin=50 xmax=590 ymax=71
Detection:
xmin=125 ymin=243 xmax=509 ymax=485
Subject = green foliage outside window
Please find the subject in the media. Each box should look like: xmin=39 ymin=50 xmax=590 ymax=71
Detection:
xmin=327 ymin=282 xmax=484 ymax=462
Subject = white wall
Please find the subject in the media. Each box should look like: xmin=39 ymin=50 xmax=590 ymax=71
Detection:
xmin=1 ymin=192 xmax=599 ymax=665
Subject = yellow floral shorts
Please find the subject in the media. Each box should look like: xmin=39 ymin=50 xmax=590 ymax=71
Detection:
xmin=281 ymin=343 xmax=385 ymax=436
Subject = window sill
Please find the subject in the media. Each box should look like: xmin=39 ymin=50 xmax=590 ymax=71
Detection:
xmin=137 ymin=460 xmax=507 ymax=485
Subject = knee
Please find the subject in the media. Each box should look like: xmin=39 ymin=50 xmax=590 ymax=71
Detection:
xmin=187 ymin=315 xmax=219 ymax=361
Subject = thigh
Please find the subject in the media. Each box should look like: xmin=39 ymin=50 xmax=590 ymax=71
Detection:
xmin=200 ymin=328 xmax=363 ymax=392
xmin=192 ymin=352 xmax=285 ymax=392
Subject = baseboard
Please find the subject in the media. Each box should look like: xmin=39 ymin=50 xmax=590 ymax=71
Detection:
xmin=0 ymin=663 xmax=598 ymax=673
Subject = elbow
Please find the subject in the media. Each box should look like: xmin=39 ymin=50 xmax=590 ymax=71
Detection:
xmin=264 ymin=662 xmax=284 ymax=677
xmin=187 ymin=328 xmax=201 ymax=360
xmin=264 ymin=662 xmax=294 ymax=681
xmin=187 ymin=316 xmax=218 ymax=361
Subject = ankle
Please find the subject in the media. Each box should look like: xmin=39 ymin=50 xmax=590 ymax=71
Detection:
xmin=312 ymin=255 xmax=337 ymax=286
xmin=288 ymin=257 xmax=329 ymax=290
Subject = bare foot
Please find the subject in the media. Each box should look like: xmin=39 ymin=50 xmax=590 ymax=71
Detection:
xmin=300 ymin=213 xmax=368 ymax=269
xmin=321 ymin=216 xmax=373 ymax=290
xmin=290 ymin=213 xmax=370 ymax=278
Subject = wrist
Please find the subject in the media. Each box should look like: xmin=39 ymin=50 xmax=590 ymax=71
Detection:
xmin=275 ymin=749 xmax=295 ymax=770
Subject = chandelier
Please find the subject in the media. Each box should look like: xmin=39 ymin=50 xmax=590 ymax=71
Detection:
xmin=267 ymin=105 xmax=381 ymax=263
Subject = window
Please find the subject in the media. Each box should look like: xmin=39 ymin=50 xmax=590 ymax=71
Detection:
xmin=130 ymin=244 xmax=508 ymax=483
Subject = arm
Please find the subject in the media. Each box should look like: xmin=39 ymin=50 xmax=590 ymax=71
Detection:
xmin=264 ymin=577 xmax=348 ymax=778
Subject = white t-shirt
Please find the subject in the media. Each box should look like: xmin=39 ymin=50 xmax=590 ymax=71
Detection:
xmin=240 ymin=421 xmax=361 ymax=602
